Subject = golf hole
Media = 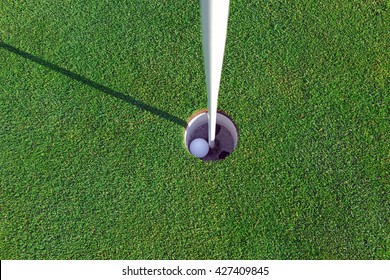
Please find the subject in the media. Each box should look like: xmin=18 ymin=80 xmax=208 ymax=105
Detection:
xmin=184 ymin=110 xmax=238 ymax=161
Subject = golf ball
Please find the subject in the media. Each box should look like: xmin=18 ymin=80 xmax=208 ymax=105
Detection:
xmin=189 ymin=138 xmax=209 ymax=158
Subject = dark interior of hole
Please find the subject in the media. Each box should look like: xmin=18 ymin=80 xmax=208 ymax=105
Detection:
xmin=188 ymin=123 xmax=235 ymax=161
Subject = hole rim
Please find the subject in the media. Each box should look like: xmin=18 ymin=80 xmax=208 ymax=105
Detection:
xmin=183 ymin=109 xmax=239 ymax=160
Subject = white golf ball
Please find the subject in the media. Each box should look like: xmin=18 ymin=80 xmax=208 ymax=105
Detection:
xmin=189 ymin=138 xmax=209 ymax=158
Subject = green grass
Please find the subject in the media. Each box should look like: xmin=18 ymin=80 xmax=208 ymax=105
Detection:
xmin=1 ymin=0 xmax=389 ymax=259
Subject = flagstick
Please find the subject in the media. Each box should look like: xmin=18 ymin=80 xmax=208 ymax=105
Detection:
xmin=200 ymin=0 xmax=230 ymax=149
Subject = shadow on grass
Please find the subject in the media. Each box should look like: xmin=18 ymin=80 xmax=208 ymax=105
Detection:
xmin=0 ymin=41 xmax=186 ymax=127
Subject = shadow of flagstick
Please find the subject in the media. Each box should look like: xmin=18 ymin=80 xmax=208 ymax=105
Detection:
xmin=0 ymin=41 xmax=187 ymax=127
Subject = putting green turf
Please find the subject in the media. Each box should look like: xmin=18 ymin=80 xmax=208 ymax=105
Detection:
xmin=1 ymin=0 xmax=389 ymax=259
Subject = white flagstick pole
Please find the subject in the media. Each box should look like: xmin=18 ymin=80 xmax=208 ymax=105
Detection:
xmin=200 ymin=0 xmax=230 ymax=149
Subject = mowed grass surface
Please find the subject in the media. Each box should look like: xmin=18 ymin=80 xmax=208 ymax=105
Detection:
xmin=1 ymin=0 xmax=389 ymax=259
